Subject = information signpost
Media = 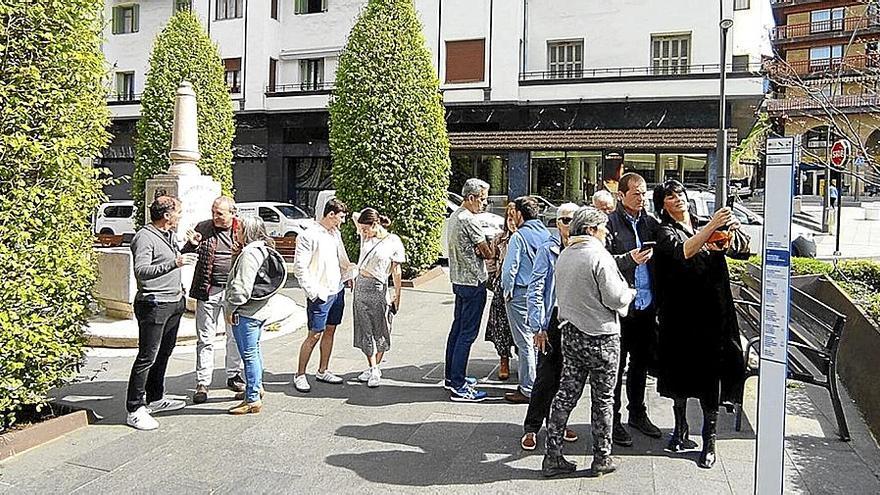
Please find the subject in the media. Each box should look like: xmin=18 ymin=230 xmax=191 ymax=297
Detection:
xmin=755 ymin=137 xmax=795 ymax=494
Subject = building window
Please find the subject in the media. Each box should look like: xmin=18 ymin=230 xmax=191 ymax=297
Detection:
xmin=216 ymin=0 xmax=243 ymax=20
xmin=809 ymin=45 xmax=844 ymax=71
xmin=445 ymin=39 xmax=486 ymax=83
xmin=530 ymin=151 xmax=602 ymax=205
xmin=115 ymin=72 xmax=135 ymax=101
xmin=623 ymin=154 xmax=658 ymax=184
xmin=112 ymin=4 xmax=139 ymax=34
xmin=652 ymin=34 xmax=690 ymax=75
xmin=299 ymin=58 xmax=324 ymax=90
xmin=269 ymin=58 xmax=278 ymax=92
xmin=810 ymin=8 xmax=845 ymax=34
xmin=734 ymin=0 xmax=749 ymax=10
xmin=547 ymin=41 xmax=583 ymax=79
xmin=271 ymin=0 xmax=279 ymax=19
xmin=223 ymin=58 xmax=241 ymax=93
xmin=175 ymin=0 xmax=192 ymax=11
xmin=732 ymin=55 xmax=750 ymax=72
xmin=295 ymin=0 xmax=327 ymax=15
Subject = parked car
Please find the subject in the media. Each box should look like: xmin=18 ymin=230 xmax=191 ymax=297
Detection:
xmin=237 ymin=202 xmax=316 ymax=238
xmin=94 ymin=201 xmax=136 ymax=235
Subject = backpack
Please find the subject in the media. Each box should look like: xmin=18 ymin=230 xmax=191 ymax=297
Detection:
xmin=251 ymin=246 xmax=288 ymax=300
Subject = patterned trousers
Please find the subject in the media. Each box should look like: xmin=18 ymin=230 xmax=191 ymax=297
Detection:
xmin=546 ymin=325 xmax=620 ymax=459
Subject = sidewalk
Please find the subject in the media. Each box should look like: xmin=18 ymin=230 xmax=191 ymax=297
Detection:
xmin=1 ymin=274 xmax=879 ymax=494
xmin=800 ymin=204 xmax=880 ymax=259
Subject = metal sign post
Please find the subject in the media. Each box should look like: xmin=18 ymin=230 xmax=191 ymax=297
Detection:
xmin=755 ymin=137 xmax=795 ymax=494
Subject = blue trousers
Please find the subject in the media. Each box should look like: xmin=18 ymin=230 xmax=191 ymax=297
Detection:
xmin=506 ymin=287 xmax=537 ymax=396
xmin=231 ymin=315 xmax=264 ymax=403
xmin=445 ymin=283 xmax=487 ymax=390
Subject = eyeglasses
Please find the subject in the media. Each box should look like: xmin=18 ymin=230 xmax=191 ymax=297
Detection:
xmin=558 ymin=217 xmax=573 ymax=225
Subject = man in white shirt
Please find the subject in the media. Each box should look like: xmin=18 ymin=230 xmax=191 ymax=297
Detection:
xmin=292 ymin=198 xmax=355 ymax=392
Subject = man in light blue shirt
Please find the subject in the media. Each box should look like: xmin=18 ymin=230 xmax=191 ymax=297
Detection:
xmin=502 ymin=196 xmax=551 ymax=403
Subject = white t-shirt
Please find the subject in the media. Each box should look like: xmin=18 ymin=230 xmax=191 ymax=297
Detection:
xmin=358 ymin=233 xmax=406 ymax=279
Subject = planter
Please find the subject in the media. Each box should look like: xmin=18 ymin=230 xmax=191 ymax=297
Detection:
xmin=0 ymin=406 xmax=91 ymax=461
xmin=793 ymin=275 xmax=880 ymax=439
xmin=402 ymin=265 xmax=445 ymax=288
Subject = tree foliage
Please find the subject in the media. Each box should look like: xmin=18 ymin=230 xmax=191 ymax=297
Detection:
xmin=0 ymin=0 xmax=111 ymax=429
xmin=329 ymin=0 xmax=450 ymax=276
xmin=133 ymin=11 xmax=234 ymax=225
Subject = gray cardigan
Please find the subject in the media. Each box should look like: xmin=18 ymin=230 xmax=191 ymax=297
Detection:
xmin=555 ymin=236 xmax=636 ymax=336
xmin=224 ymin=241 xmax=272 ymax=320
xmin=130 ymin=225 xmax=184 ymax=303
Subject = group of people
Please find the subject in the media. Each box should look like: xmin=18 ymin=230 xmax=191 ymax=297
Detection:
xmin=445 ymin=175 xmax=749 ymax=477
xmin=125 ymin=195 xmax=405 ymax=430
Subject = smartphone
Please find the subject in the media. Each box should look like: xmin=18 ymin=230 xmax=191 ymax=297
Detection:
xmin=639 ymin=241 xmax=656 ymax=252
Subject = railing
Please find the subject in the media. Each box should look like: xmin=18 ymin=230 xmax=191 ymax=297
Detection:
xmin=107 ymin=93 xmax=141 ymax=104
xmin=770 ymin=54 xmax=880 ymax=77
xmin=266 ymin=82 xmax=335 ymax=95
xmin=767 ymin=94 xmax=880 ymax=112
xmin=519 ymin=62 xmax=763 ymax=82
xmin=771 ymin=15 xmax=880 ymax=40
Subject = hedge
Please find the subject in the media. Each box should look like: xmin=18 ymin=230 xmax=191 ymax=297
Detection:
xmin=329 ymin=0 xmax=450 ymax=277
xmin=0 ymin=0 xmax=111 ymax=429
xmin=133 ymin=11 xmax=234 ymax=226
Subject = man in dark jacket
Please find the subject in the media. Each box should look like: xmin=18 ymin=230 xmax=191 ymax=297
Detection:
xmin=605 ymin=173 xmax=662 ymax=446
xmin=181 ymin=196 xmax=244 ymax=403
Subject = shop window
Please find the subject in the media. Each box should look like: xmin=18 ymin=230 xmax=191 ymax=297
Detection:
xmin=530 ymin=151 xmax=601 ymax=204
xmin=450 ymin=154 xmax=509 ymax=202
xmin=681 ymin=154 xmax=708 ymax=184
xmin=623 ymin=153 xmax=657 ymax=184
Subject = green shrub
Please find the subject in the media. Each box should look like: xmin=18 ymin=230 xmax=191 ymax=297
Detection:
xmin=329 ymin=0 xmax=450 ymax=277
xmin=838 ymin=259 xmax=880 ymax=292
xmin=133 ymin=11 xmax=234 ymax=226
xmin=0 ymin=0 xmax=110 ymax=429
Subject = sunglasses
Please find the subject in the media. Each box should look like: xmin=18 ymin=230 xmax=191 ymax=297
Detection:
xmin=558 ymin=217 xmax=573 ymax=225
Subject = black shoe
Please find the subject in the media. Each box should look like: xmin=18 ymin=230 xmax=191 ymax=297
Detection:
xmin=612 ymin=421 xmax=633 ymax=447
xmin=542 ymin=454 xmax=577 ymax=478
xmin=193 ymin=385 xmax=208 ymax=404
xmin=666 ymin=432 xmax=699 ymax=452
xmin=590 ymin=456 xmax=617 ymax=477
xmin=227 ymin=375 xmax=246 ymax=393
xmin=628 ymin=413 xmax=662 ymax=438
xmin=698 ymin=437 xmax=717 ymax=468
xmin=666 ymin=401 xmax=699 ymax=452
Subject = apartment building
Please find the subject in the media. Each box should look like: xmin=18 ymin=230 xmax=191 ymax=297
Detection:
xmin=101 ymin=0 xmax=771 ymax=209
xmin=767 ymin=0 xmax=880 ymax=196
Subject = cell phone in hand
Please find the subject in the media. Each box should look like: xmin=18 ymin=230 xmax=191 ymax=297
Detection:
xmin=639 ymin=241 xmax=656 ymax=252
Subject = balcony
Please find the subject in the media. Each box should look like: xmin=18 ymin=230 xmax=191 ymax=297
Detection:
xmin=265 ymin=82 xmax=335 ymax=96
xmin=770 ymin=54 xmax=880 ymax=78
xmin=107 ymin=93 xmax=141 ymax=105
xmin=771 ymin=16 xmax=880 ymax=42
xmin=771 ymin=0 xmax=824 ymax=7
xmin=519 ymin=62 xmax=763 ymax=85
xmin=767 ymin=94 xmax=880 ymax=113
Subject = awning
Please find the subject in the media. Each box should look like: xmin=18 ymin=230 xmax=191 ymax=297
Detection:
xmin=448 ymin=128 xmax=739 ymax=151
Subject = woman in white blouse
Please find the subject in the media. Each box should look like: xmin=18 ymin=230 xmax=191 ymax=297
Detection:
xmin=352 ymin=208 xmax=406 ymax=387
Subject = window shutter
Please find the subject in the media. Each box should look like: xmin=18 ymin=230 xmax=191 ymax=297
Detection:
xmin=112 ymin=6 xmax=120 ymax=34
xmin=445 ymin=39 xmax=486 ymax=83
xmin=132 ymin=4 xmax=139 ymax=32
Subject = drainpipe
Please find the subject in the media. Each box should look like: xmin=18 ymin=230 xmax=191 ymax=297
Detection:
xmin=522 ymin=0 xmax=528 ymax=73
xmin=240 ymin=0 xmax=249 ymax=111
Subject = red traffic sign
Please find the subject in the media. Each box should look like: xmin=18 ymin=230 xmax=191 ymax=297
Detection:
xmin=830 ymin=140 xmax=850 ymax=167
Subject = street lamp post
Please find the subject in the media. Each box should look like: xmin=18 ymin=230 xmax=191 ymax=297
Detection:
xmin=716 ymin=6 xmax=734 ymax=212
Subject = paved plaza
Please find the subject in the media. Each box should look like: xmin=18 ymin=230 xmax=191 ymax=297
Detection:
xmin=1 ymin=275 xmax=879 ymax=494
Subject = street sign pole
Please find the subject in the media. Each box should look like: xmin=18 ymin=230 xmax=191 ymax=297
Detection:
xmin=755 ymin=137 xmax=795 ymax=494
xmin=830 ymin=139 xmax=850 ymax=257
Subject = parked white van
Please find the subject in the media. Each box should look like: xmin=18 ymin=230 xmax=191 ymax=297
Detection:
xmin=94 ymin=201 xmax=136 ymax=235
xmin=236 ymin=202 xmax=317 ymax=238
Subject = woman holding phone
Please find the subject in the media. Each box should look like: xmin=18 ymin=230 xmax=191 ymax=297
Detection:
xmin=352 ymin=208 xmax=406 ymax=388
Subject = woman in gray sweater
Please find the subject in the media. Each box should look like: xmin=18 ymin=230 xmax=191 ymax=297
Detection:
xmin=224 ymin=216 xmax=277 ymax=415
xmin=542 ymin=206 xmax=636 ymax=478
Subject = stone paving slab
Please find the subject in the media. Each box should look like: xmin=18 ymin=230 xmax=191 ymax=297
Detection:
xmin=1 ymin=274 xmax=879 ymax=494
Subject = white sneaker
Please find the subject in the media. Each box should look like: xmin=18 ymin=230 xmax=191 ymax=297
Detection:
xmin=293 ymin=374 xmax=311 ymax=392
xmin=126 ymin=406 xmax=159 ymax=431
xmin=315 ymin=370 xmax=343 ymax=384
xmin=146 ymin=397 xmax=186 ymax=414
xmin=367 ymin=368 xmax=381 ymax=388
xmin=357 ymin=369 xmax=372 ymax=382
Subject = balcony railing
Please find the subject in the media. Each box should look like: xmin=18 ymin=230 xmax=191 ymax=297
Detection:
xmin=107 ymin=93 xmax=141 ymax=104
xmin=771 ymin=15 xmax=880 ymax=41
xmin=767 ymin=94 xmax=880 ymax=112
xmin=770 ymin=54 xmax=880 ymax=77
xmin=519 ymin=62 xmax=763 ymax=83
xmin=266 ymin=82 xmax=335 ymax=96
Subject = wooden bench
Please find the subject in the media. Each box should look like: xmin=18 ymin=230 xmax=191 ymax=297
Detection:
xmin=272 ymin=236 xmax=297 ymax=262
xmin=732 ymin=263 xmax=850 ymax=441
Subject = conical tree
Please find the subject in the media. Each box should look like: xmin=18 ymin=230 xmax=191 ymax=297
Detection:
xmin=133 ymin=11 xmax=234 ymax=225
xmin=330 ymin=0 xmax=450 ymax=276
xmin=0 ymin=0 xmax=110 ymax=428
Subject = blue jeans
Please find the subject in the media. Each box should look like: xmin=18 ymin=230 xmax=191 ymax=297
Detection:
xmin=445 ymin=283 xmax=487 ymax=390
xmin=506 ymin=286 xmax=537 ymax=397
xmin=231 ymin=315 xmax=264 ymax=403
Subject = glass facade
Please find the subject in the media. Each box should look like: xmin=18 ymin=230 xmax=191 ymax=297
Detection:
xmin=450 ymin=153 xmax=509 ymax=198
xmin=529 ymin=151 xmax=602 ymax=204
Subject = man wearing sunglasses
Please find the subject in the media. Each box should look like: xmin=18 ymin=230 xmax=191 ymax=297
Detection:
xmin=605 ymin=173 xmax=663 ymax=446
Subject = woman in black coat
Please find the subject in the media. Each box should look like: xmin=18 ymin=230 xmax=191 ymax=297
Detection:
xmin=651 ymin=180 xmax=746 ymax=469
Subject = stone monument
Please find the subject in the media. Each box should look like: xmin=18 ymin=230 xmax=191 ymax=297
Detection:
xmin=145 ymin=81 xmax=221 ymax=309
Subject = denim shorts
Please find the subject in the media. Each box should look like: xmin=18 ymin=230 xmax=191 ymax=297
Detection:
xmin=307 ymin=289 xmax=345 ymax=332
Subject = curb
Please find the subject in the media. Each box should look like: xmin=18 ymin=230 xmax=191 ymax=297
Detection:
xmin=0 ymin=409 xmax=91 ymax=461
